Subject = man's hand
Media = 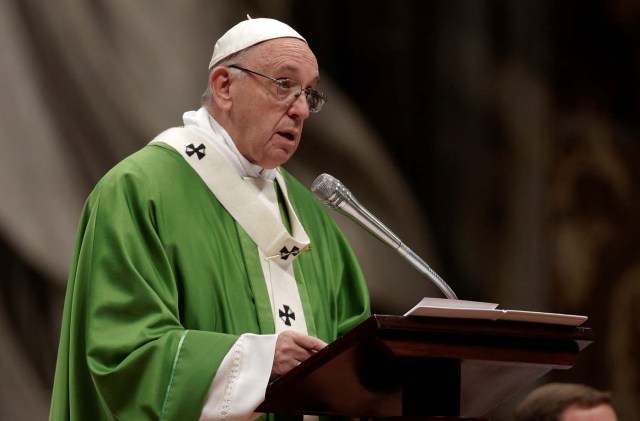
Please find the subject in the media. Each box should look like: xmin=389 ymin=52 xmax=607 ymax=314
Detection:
xmin=271 ymin=331 xmax=327 ymax=380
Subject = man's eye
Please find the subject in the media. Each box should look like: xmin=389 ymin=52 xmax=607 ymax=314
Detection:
xmin=278 ymin=79 xmax=296 ymax=89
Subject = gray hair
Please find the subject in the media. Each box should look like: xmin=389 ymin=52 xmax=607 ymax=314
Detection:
xmin=201 ymin=48 xmax=251 ymax=107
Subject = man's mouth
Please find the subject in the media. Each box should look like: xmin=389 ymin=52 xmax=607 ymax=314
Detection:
xmin=277 ymin=131 xmax=295 ymax=141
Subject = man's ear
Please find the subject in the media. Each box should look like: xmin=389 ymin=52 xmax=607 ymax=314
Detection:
xmin=210 ymin=67 xmax=233 ymax=111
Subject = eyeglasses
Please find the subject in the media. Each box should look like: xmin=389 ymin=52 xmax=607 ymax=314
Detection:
xmin=228 ymin=64 xmax=327 ymax=113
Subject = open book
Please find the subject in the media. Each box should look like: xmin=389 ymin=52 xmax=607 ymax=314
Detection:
xmin=404 ymin=297 xmax=587 ymax=326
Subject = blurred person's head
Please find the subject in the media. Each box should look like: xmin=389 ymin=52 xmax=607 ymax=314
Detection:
xmin=514 ymin=383 xmax=617 ymax=421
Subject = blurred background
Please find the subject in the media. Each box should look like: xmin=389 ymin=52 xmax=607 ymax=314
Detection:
xmin=1 ymin=0 xmax=639 ymax=419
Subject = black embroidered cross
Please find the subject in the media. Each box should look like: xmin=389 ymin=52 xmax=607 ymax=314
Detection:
xmin=279 ymin=305 xmax=295 ymax=326
xmin=279 ymin=246 xmax=300 ymax=261
xmin=185 ymin=143 xmax=206 ymax=159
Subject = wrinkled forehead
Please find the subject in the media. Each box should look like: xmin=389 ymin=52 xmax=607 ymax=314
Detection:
xmin=244 ymin=38 xmax=318 ymax=72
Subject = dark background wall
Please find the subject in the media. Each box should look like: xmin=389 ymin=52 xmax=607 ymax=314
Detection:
xmin=291 ymin=1 xmax=640 ymax=418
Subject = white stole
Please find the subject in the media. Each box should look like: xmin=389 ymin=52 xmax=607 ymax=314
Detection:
xmin=149 ymin=127 xmax=310 ymax=334
xmin=151 ymin=127 xmax=316 ymax=421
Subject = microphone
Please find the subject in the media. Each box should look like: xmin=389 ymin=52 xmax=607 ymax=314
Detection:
xmin=311 ymin=173 xmax=458 ymax=300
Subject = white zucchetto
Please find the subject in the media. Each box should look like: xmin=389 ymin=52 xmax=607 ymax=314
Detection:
xmin=208 ymin=17 xmax=306 ymax=70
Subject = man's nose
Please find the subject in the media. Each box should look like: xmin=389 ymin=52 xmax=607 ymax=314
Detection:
xmin=287 ymin=93 xmax=310 ymax=120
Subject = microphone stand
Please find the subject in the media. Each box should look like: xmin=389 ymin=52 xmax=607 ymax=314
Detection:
xmin=312 ymin=174 xmax=458 ymax=300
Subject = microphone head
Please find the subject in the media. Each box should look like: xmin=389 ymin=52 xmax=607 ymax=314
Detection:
xmin=311 ymin=173 xmax=340 ymax=200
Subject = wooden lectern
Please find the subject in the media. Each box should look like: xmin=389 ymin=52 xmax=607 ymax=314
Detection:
xmin=257 ymin=315 xmax=594 ymax=420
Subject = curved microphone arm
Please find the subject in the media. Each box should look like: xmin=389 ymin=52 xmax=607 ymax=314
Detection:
xmin=311 ymin=174 xmax=458 ymax=300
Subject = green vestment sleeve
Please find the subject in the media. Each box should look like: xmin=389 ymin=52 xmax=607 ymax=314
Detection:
xmin=50 ymin=144 xmax=370 ymax=420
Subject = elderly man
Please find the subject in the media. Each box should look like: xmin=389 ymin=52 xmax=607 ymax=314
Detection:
xmin=50 ymin=17 xmax=370 ymax=420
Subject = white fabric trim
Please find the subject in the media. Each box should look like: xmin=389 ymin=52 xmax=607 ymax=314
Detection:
xmin=151 ymin=116 xmax=314 ymax=419
xmin=274 ymin=170 xmax=309 ymax=245
xmin=246 ymin=177 xmax=308 ymax=335
xmin=149 ymin=126 xmax=310 ymax=261
xmin=184 ymin=110 xmax=310 ymax=333
xmin=183 ymin=108 xmax=276 ymax=180
xmin=199 ymin=334 xmax=277 ymax=421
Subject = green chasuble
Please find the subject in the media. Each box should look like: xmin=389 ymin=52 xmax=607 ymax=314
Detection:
xmin=50 ymin=142 xmax=371 ymax=420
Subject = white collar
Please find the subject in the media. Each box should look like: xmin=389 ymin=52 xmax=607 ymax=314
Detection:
xmin=182 ymin=107 xmax=277 ymax=180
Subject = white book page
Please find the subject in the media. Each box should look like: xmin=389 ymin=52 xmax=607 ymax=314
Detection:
xmin=404 ymin=297 xmax=502 ymax=319
xmin=501 ymin=310 xmax=587 ymax=326
xmin=405 ymin=297 xmax=588 ymax=326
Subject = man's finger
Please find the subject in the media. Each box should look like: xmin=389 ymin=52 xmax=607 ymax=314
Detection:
xmin=291 ymin=332 xmax=327 ymax=352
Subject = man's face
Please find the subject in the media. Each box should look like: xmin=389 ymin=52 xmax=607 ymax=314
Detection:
xmin=560 ymin=403 xmax=617 ymax=421
xmin=226 ymin=38 xmax=319 ymax=169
